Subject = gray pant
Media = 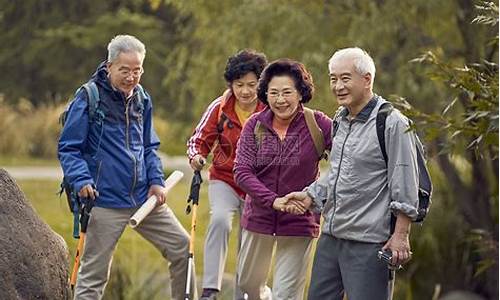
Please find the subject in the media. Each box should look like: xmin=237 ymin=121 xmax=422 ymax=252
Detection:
xmin=238 ymin=229 xmax=314 ymax=300
xmin=308 ymin=234 xmax=394 ymax=300
xmin=73 ymin=205 xmax=196 ymax=300
xmin=203 ymin=180 xmax=244 ymax=298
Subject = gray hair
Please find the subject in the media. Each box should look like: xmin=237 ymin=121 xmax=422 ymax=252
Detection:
xmin=107 ymin=35 xmax=146 ymax=63
xmin=328 ymin=47 xmax=376 ymax=88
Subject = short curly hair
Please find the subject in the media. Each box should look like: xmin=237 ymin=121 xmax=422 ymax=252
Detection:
xmin=257 ymin=59 xmax=315 ymax=105
xmin=223 ymin=49 xmax=268 ymax=84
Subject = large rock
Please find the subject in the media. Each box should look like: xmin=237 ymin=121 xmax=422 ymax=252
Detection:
xmin=0 ymin=168 xmax=69 ymax=300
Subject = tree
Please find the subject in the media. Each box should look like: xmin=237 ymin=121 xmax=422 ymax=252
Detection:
xmin=392 ymin=1 xmax=498 ymax=298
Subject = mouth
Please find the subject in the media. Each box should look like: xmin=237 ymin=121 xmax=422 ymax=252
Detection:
xmin=337 ymin=93 xmax=349 ymax=99
xmin=239 ymin=96 xmax=255 ymax=102
xmin=274 ymin=105 xmax=290 ymax=113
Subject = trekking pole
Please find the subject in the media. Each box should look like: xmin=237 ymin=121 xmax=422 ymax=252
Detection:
xmin=184 ymin=169 xmax=203 ymax=300
xmin=69 ymin=193 xmax=96 ymax=290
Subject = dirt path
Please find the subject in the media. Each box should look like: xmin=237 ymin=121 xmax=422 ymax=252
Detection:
xmin=2 ymin=154 xmax=195 ymax=180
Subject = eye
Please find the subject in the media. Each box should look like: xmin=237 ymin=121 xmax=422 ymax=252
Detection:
xmin=283 ymin=91 xmax=294 ymax=97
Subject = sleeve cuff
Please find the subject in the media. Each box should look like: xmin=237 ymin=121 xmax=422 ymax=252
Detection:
xmin=389 ymin=201 xmax=418 ymax=221
xmin=306 ymin=189 xmax=323 ymax=214
xmin=149 ymin=178 xmax=165 ymax=187
xmin=73 ymin=180 xmax=94 ymax=195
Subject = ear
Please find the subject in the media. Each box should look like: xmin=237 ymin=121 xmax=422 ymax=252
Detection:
xmin=106 ymin=62 xmax=112 ymax=73
xmin=363 ymin=73 xmax=372 ymax=89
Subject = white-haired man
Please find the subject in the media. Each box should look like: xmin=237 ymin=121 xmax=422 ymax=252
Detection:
xmin=58 ymin=35 xmax=196 ymax=299
xmin=286 ymin=47 xmax=419 ymax=299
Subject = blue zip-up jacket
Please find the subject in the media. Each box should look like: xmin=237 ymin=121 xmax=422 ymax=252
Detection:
xmin=58 ymin=62 xmax=165 ymax=208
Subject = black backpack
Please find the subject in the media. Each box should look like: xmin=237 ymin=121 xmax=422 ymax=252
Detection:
xmin=332 ymin=102 xmax=433 ymax=228
xmin=58 ymin=81 xmax=145 ymax=238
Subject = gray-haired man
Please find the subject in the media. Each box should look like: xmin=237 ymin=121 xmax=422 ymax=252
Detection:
xmin=286 ymin=47 xmax=419 ymax=300
xmin=58 ymin=35 xmax=196 ymax=299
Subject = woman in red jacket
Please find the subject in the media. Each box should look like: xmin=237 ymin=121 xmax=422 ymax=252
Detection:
xmin=187 ymin=49 xmax=267 ymax=300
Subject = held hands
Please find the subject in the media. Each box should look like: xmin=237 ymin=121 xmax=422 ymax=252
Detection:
xmin=190 ymin=154 xmax=206 ymax=171
xmin=272 ymin=191 xmax=313 ymax=215
xmin=148 ymin=184 xmax=166 ymax=207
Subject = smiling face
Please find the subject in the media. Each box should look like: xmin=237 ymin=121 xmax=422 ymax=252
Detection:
xmin=267 ymin=75 xmax=301 ymax=122
xmin=329 ymin=57 xmax=372 ymax=112
xmin=107 ymin=51 xmax=144 ymax=97
xmin=231 ymin=72 xmax=258 ymax=106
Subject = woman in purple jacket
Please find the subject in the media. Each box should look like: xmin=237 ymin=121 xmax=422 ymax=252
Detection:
xmin=234 ymin=59 xmax=332 ymax=300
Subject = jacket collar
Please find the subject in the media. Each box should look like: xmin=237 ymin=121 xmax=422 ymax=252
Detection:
xmin=220 ymin=89 xmax=266 ymax=125
xmin=340 ymin=95 xmax=379 ymax=123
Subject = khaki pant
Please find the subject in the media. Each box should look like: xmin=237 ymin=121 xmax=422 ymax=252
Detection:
xmin=237 ymin=229 xmax=313 ymax=300
xmin=204 ymin=180 xmax=244 ymax=299
xmin=73 ymin=205 xmax=196 ymax=300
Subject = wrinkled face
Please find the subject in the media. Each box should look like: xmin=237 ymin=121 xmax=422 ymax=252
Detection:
xmin=329 ymin=58 xmax=371 ymax=109
xmin=231 ymin=72 xmax=258 ymax=106
xmin=267 ymin=75 xmax=301 ymax=121
xmin=107 ymin=51 xmax=144 ymax=96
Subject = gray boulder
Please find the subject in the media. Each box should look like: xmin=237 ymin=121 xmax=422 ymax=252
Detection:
xmin=0 ymin=168 xmax=69 ymax=300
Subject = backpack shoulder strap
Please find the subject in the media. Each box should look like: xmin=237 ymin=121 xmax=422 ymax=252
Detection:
xmin=376 ymin=102 xmax=394 ymax=166
xmin=82 ymin=82 xmax=100 ymax=122
xmin=253 ymin=120 xmax=267 ymax=148
xmin=303 ymin=107 xmax=325 ymax=159
xmin=217 ymin=110 xmax=228 ymax=134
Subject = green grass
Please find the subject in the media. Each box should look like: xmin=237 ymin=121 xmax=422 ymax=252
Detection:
xmin=18 ymin=178 xmax=240 ymax=299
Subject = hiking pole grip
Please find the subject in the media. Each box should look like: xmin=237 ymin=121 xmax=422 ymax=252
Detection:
xmin=185 ymin=170 xmax=202 ymax=299
xmin=129 ymin=170 xmax=184 ymax=228
xmin=70 ymin=195 xmax=95 ymax=290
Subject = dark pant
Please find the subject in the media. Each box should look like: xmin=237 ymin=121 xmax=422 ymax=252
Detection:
xmin=307 ymin=234 xmax=394 ymax=300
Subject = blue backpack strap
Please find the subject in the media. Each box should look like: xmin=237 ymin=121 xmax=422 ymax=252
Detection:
xmin=72 ymin=198 xmax=81 ymax=239
xmin=81 ymin=82 xmax=105 ymax=126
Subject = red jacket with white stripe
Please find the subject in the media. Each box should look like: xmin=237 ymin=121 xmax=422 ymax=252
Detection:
xmin=187 ymin=90 xmax=266 ymax=197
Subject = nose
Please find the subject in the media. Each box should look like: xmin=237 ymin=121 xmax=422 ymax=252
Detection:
xmin=275 ymin=94 xmax=287 ymax=103
xmin=241 ymin=86 xmax=252 ymax=95
xmin=124 ymin=74 xmax=135 ymax=81
xmin=334 ymin=80 xmax=344 ymax=91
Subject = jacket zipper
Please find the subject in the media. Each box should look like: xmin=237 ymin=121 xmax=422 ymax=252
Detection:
xmin=274 ymin=145 xmax=282 ymax=236
xmin=95 ymin=161 xmax=103 ymax=188
xmin=329 ymin=120 xmax=353 ymax=236
xmin=273 ymin=129 xmax=285 ymax=236
xmin=125 ymin=98 xmax=138 ymax=206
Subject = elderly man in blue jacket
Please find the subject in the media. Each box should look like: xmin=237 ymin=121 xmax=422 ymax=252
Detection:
xmin=58 ymin=34 xmax=196 ymax=300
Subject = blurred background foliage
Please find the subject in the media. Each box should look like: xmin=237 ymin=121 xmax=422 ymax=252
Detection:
xmin=0 ymin=0 xmax=498 ymax=299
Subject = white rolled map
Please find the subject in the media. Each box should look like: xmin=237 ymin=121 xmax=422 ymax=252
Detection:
xmin=129 ymin=170 xmax=184 ymax=228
